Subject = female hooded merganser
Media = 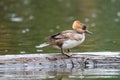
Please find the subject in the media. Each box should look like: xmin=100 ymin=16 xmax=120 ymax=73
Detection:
xmin=36 ymin=20 xmax=92 ymax=57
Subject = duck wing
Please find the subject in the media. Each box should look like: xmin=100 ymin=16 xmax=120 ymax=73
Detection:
xmin=50 ymin=30 xmax=83 ymax=40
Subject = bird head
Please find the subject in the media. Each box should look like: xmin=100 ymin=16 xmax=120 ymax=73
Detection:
xmin=72 ymin=20 xmax=92 ymax=34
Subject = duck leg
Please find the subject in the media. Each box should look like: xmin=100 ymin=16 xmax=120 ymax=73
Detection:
xmin=67 ymin=49 xmax=70 ymax=53
xmin=67 ymin=49 xmax=72 ymax=57
xmin=60 ymin=47 xmax=64 ymax=55
xmin=60 ymin=48 xmax=70 ymax=57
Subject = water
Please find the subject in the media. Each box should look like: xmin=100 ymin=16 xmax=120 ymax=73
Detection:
xmin=0 ymin=0 xmax=120 ymax=79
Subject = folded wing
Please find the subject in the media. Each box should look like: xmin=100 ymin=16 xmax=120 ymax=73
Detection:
xmin=50 ymin=30 xmax=83 ymax=40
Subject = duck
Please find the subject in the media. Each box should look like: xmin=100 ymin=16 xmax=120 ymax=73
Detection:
xmin=36 ymin=20 xmax=92 ymax=57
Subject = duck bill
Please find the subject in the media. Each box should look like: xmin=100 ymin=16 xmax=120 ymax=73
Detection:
xmin=85 ymin=30 xmax=93 ymax=34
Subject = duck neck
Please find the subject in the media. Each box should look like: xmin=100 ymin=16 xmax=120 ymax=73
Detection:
xmin=76 ymin=30 xmax=84 ymax=34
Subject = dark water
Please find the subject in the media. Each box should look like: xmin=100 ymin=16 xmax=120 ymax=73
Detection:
xmin=0 ymin=0 xmax=120 ymax=80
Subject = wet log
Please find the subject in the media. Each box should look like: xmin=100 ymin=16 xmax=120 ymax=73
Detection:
xmin=0 ymin=52 xmax=120 ymax=69
xmin=0 ymin=52 xmax=120 ymax=79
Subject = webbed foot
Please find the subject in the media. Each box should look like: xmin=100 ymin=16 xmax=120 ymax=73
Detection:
xmin=62 ymin=52 xmax=72 ymax=58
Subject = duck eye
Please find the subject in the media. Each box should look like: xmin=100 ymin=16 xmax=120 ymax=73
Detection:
xmin=82 ymin=25 xmax=86 ymax=30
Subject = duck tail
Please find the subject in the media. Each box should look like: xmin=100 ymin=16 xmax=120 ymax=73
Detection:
xmin=36 ymin=43 xmax=50 ymax=48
